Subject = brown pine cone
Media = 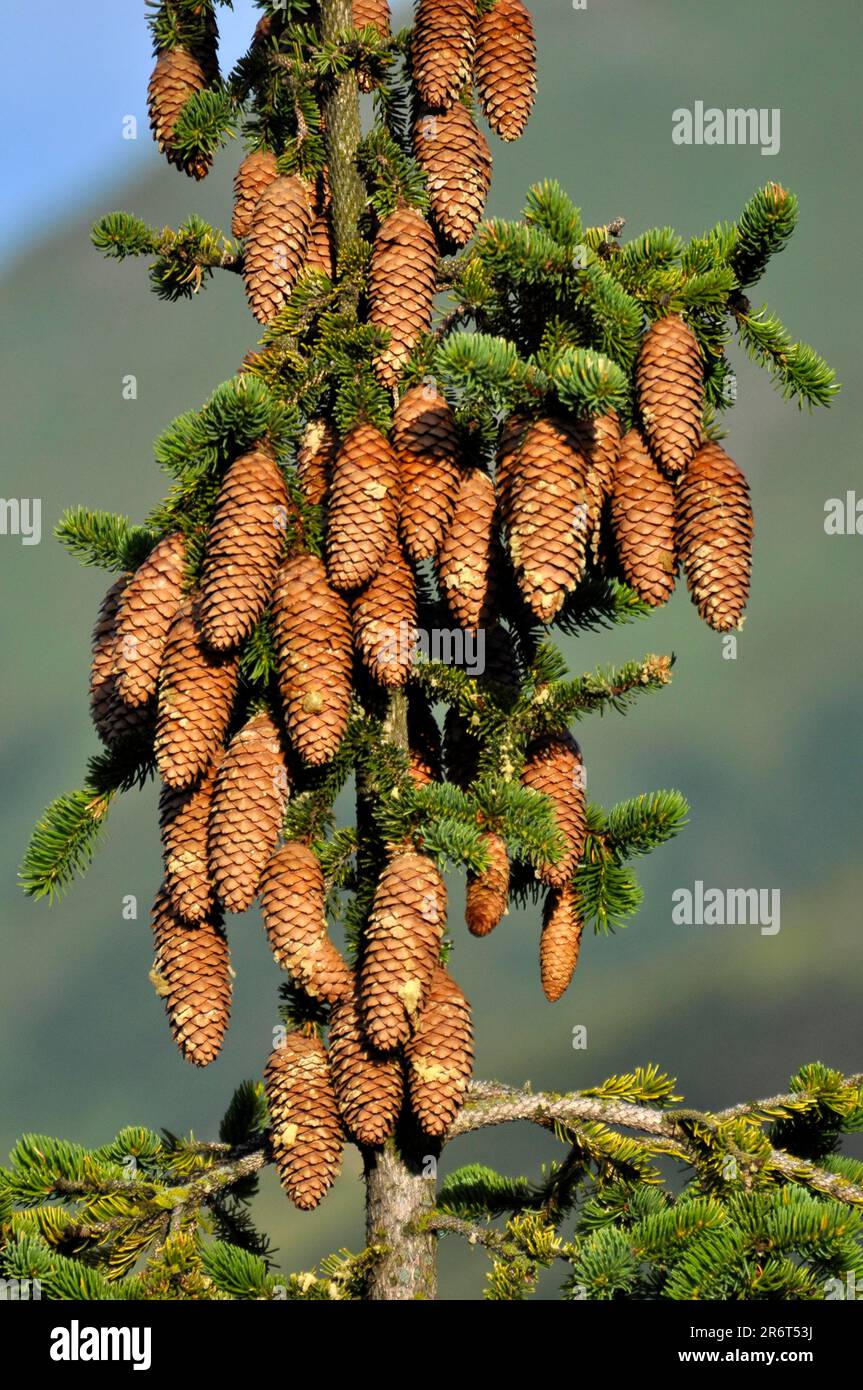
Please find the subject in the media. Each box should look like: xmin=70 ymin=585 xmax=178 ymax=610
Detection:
xmin=150 ymin=884 xmax=230 ymax=1067
xmin=574 ymin=410 xmax=621 ymax=564
xmin=326 ymin=424 xmax=401 ymax=591
xmin=475 ymin=0 xmax=536 ymax=141
xmin=413 ymin=102 xmax=492 ymax=247
xmin=436 ymin=468 xmax=497 ymax=628
xmin=159 ymin=762 xmax=217 ymax=924
xmin=296 ymin=418 xmax=337 ymax=509
xmin=243 ymin=176 xmax=314 ymax=323
xmin=506 ymin=416 xmax=592 ymax=622
xmin=405 ymin=964 xmax=473 ymax=1137
xmin=354 ymin=0 xmax=391 ymax=90
xmin=272 ymin=554 xmax=352 ymax=765
xmin=90 ymin=578 xmax=150 ymax=746
xmin=208 ymin=711 xmax=289 ymax=914
xmin=155 ymin=600 xmax=239 ymax=788
xmin=394 ymin=384 xmax=461 ymax=562
xmin=232 ymin=148 xmax=279 ymax=239
xmin=265 ymin=1032 xmax=344 ymax=1210
xmin=360 ymin=852 xmax=446 ymax=1051
xmin=494 ymin=410 xmax=531 ymax=512
xmin=675 ymin=441 xmax=753 ymax=631
xmin=114 ymin=533 xmax=185 ymax=707
xmin=407 ymin=689 xmax=442 ymax=787
xmin=610 ymin=429 xmax=677 ymax=607
xmin=352 ymin=541 xmax=417 ymax=687
xmin=540 ymin=883 xmax=584 ymax=1002
xmin=199 ymin=450 xmax=287 ymax=652
xmin=636 ymin=315 xmax=703 ymax=478
xmin=369 ymin=208 xmax=438 ymax=388
xmin=522 ymin=732 xmax=586 ymax=888
xmin=328 ymin=984 xmax=404 ymax=1145
xmin=412 ymin=0 xmax=477 ymax=111
xmin=260 ymin=842 xmax=352 ymax=1003
xmin=306 ymin=207 xmax=334 ymax=279
xmin=147 ymin=48 xmax=213 ymax=179
xmin=465 ymin=831 xmax=509 ymax=937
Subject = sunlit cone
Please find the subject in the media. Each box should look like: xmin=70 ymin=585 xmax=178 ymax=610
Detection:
xmin=208 ymin=711 xmax=289 ymax=914
xmin=199 ymin=449 xmax=287 ymax=651
xmin=296 ymin=417 xmax=336 ymax=508
xmin=155 ymin=600 xmax=239 ymax=788
xmin=360 ymin=852 xmax=446 ymax=1052
xmin=114 ymin=533 xmax=185 ymax=707
xmin=540 ymin=883 xmax=584 ymax=1002
xmin=243 ymin=176 xmax=314 ymax=323
xmin=465 ymin=831 xmax=509 ymax=937
xmin=352 ymin=541 xmax=417 ymax=687
xmin=636 ymin=314 xmax=704 ymax=478
xmin=354 ymin=0 xmax=391 ymax=90
xmin=90 ymin=578 xmax=151 ymax=746
xmin=147 ymin=47 xmax=214 ymax=179
xmin=436 ymin=469 xmax=497 ymax=628
xmin=407 ymin=688 xmax=442 ymax=786
xmin=326 ymin=424 xmax=401 ymax=591
xmin=475 ymin=0 xmax=536 ymax=141
xmin=260 ymin=841 xmax=352 ymax=1003
xmin=412 ymin=0 xmax=477 ymax=111
xmin=265 ymin=1032 xmax=344 ymax=1210
xmin=328 ymin=984 xmax=404 ymax=1145
xmin=675 ymin=441 xmax=753 ymax=632
xmin=369 ymin=209 xmax=438 ymax=388
xmin=610 ymin=429 xmax=677 ymax=607
xmin=521 ymin=732 xmax=587 ymax=888
xmin=159 ymin=762 xmax=217 ymax=924
xmin=272 ymin=554 xmax=352 ymax=765
xmin=405 ymin=965 xmax=473 ymax=1137
xmin=505 ymin=416 xmax=592 ymax=622
xmin=150 ymin=884 xmax=230 ymax=1067
xmin=394 ymin=385 xmax=461 ymax=562
xmin=494 ymin=411 xmax=531 ymax=513
xmin=413 ymin=102 xmax=492 ymax=247
xmin=232 ymin=148 xmax=279 ymax=239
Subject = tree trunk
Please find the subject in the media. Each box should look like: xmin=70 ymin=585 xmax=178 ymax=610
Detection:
xmin=364 ymin=1132 xmax=439 ymax=1301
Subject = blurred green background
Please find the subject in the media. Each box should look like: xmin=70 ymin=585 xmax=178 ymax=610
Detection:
xmin=1 ymin=0 xmax=860 ymax=1299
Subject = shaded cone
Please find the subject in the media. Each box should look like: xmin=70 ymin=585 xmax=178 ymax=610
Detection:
xmin=328 ymin=985 xmax=404 ymax=1145
xmin=369 ymin=208 xmax=438 ymax=388
xmin=394 ymin=385 xmax=461 ymax=562
xmin=326 ymin=424 xmax=400 ymax=591
xmin=636 ymin=314 xmax=703 ymax=478
xmin=352 ymin=541 xmax=417 ymax=687
xmin=243 ymin=176 xmax=313 ymax=323
xmin=465 ymin=831 xmax=509 ymax=937
xmin=150 ymin=884 xmax=230 ymax=1067
xmin=115 ymin=533 xmax=185 ymax=707
xmin=296 ymin=417 xmax=336 ymax=509
xmin=475 ymin=0 xmax=536 ymax=141
xmin=159 ymin=762 xmax=217 ymax=925
xmin=610 ymin=429 xmax=677 ymax=607
xmin=232 ymin=148 xmax=278 ymax=239
xmin=412 ymin=0 xmax=477 ymax=111
xmin=522 ymin=732 xmax=586 ymax=888
xmin=436 ymin=468 xmax=497 ymax=628
xmin=413 ymin=102 xmax=492 ymax=247
xmin=265 ymin=1033 xmax=344 ymax=1211
xmin=90 ymin=578 xmax=150 ymax=746
xmin=209 ymin=710 xmax=289 ymax=914
xmin=494 ymin=410 xmax=531 ymax=513
xmin=506 ymin=416 xmax=592 ymax=622
xmin=155 ymin=600 xmax=239 ymax=788
xmin=406 ymin=965 xmax=473 ymax=1137
xmin=676 ymin=441 xmax=753 ymax=631
xmin=273 ymin=554 xmax=352 ymax=765
xmin=147 ymin=48 xmax=213 ymax=179
xmin=540 ymin=883 xmax=584 ymax=1002
xmin=199 ymin=449 xmax=287 ymax=651
xmin=360 ymin=852 xmax=446 ymax=1052
xmin=260 ymin=842 xmax=352 ymax=1003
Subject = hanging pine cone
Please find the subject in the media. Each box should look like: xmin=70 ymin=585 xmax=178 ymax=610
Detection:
xmin=575 ymin=410 xmax=621 ymax=510
xmin=406 ymin=965 xmax=473 ymax=1137
xmin=326 ymin=424 xmax=401 ymax=591
xmin=352 ymin=541 xmax=417 ymax=687
xmin=610 ymin=429 xmax=677 ymax=607
xmin=407 ymin=689 xmax=443 ymax=787
xmin=208 ymin=711 xmax=289 ymax=914
xmin=675 ymin=441 xmax=753 ymax=631
xmin=114 ymin=533 xmax=185 ymax=707
xmin=505 ymin=416 xmax=592 ymax=622
xmin=147 ymin=48 xmax=213 ymax=179
xmin=296 ymin=417 xmax=336 ymax=509
xmin=199 ymin=449 xmax=287 ymax=652
xmin=232 ymin=148 xmax=279 ymax=239
xmin=394 ymin=385 xmax=461 ymax=562
xmin=360 ymin=852 xmax=446 ymax=1051
xmin=369 ymin=208 xmax=438 ymax=388
xmin=436 ymin=469 xmax=497 ymax=628
xmin=475 ymin=0 xmax=536 ymax=141
xmin=328 ymin=984 xmax=404 ymax=1145
xmin=412 ymin=0 xmax=477 ymax=111
xmin=522 ymin=732 xmax=587 ymax=888
xmin=155 ymin=601 xmax=239 ymax=788
xmin=90 ymin=578 xmax=150 ymax=746
xmin=243 ymin=176 xmax=314 ymax=323
xmin=636 ymin=315 xmax=704 ymax=478
xmin=260 ymin=842 xmax=352 ymax=1003
xmin=494 ymin=410 xmax=531 ymax=513
xmin=159 ymin=762 xmax=217 ymax=925
xmin=465 ymin=831 xmax=509 ymax=937
xmin=306 ymin=183 xmax=334 ymax=279
xmin=354 ymin=0 xmax=391 ymax=90
xmin=150 ymin=885 xmax=230 ymax=1067
xmin=265 ymin=1032 xmax=344 ymax=1210
xmin=540 ymin=883 xmax=584 ymax=1002
xmin=413 ymin=102 xmax=492 ymax=247
xmin=272 ymin=554 xmax=352 ymax=765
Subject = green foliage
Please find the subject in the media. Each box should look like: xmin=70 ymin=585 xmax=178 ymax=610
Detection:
xmin=55 ymin=507 xmax=157 ymax=572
